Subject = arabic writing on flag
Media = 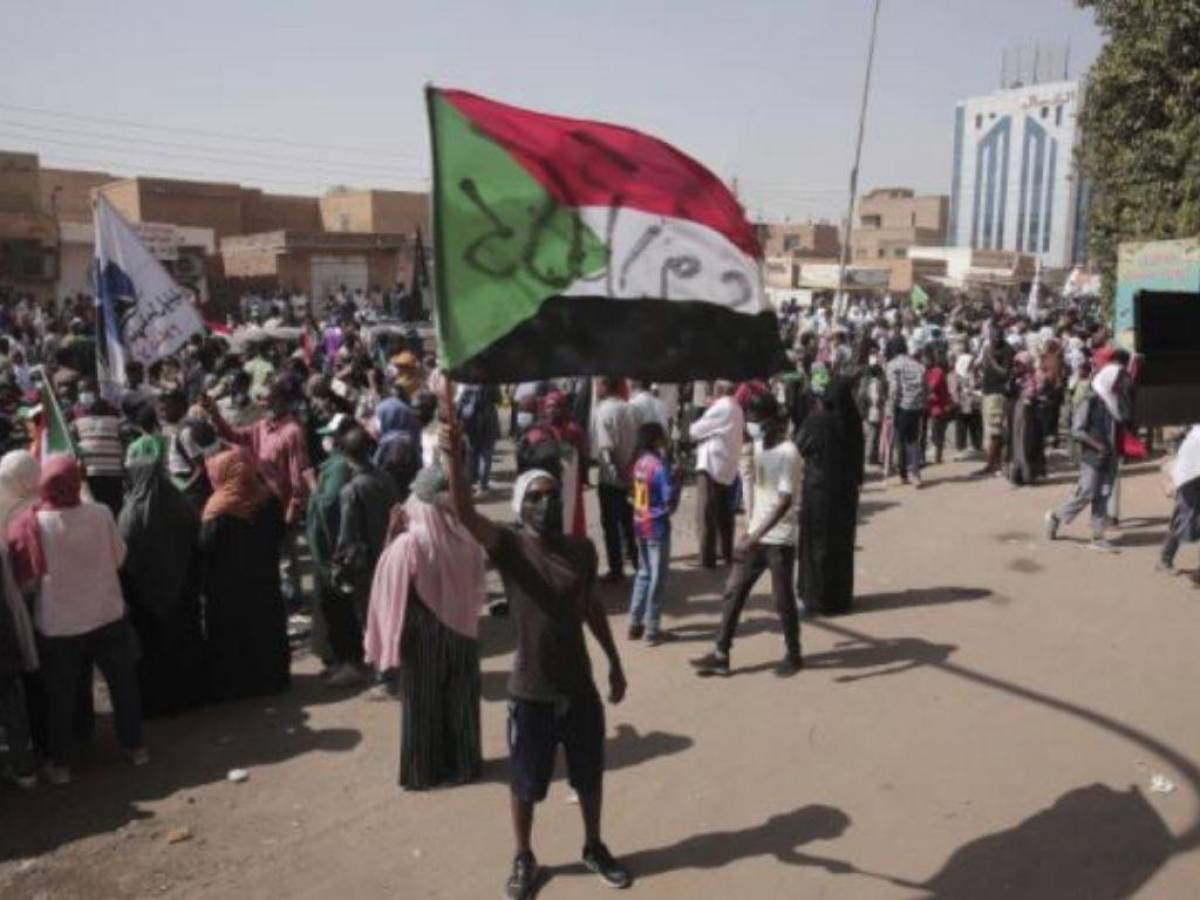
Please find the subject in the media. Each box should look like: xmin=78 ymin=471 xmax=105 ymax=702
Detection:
xmin=426 ymin=88 xmax=786 ymax=382
xmin=94 ymin=194 xmax=204 ymax=389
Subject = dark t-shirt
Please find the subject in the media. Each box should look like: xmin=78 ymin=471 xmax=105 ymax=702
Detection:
xmin=981 ymin=341 xmax=1015 ymax=395
xmin=489 ymin=526 xmax=598 ymax=702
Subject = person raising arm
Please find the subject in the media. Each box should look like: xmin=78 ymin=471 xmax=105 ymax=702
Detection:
xmin=440 ymin=408 xmax=632 ymax=899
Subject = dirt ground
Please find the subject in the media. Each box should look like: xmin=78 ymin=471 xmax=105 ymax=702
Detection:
xmin=3 ymin=445 xmax=1199 ymax=899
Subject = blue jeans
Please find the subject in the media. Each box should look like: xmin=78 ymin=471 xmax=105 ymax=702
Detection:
xmin=469 ymin=439 xmax=495 ymax=489
xmin=629 ymin=533 xmax=671 ymax=634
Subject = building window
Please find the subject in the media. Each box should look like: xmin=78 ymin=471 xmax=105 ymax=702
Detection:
xmin=975 ymin=114 xmax=982 ymax=129
xmin=1041 ymin=106 xmax=1049 ymax=119
xmin=894 ymin=248 xmax=906 ymax=258
xmin=910 ymin=212 xmax=916 ymax=226
xmin=1055 ymin=105 xmax=1063 ymax=126
xmin=878 ymin=249 xmax=886 ymax=258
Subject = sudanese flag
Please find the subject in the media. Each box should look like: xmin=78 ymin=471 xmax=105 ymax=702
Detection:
xmin=426 ymin=87 xmax=787 ymax=383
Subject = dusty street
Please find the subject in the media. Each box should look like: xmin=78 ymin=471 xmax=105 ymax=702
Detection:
xmin=3 ymin=447 xmax=1199 ymax=899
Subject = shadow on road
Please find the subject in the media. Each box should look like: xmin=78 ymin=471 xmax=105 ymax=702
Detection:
xmin=852 ymin=585 xmax=995 ymax=614
xmin=477 ymin=723 xmax=693 ymax=788
xmin=538 ymin=803 xmax=853 ymax=891
xmin=0 ymin=673 xmax=361 ymax=863
xmin=914 ymin=783 xmax=1173 ymax=899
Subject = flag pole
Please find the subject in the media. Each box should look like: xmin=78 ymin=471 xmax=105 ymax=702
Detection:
xmin=833 ymin=0 xmax=883 ymax=323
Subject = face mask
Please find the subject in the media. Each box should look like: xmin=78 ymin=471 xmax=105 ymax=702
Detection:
xmin=516 ymin=411 xmax=534 ymax=430
xmin=746 ymin=421 xmax=763 ymax=441
xmin=522 ymin=491 xmax=563 ymax=536
xmin=78 ymin=392 xmax=96 ymax=407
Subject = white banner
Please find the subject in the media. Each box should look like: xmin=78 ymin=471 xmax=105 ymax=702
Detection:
xmin=94 ymin=195 xmax=204 ymax=385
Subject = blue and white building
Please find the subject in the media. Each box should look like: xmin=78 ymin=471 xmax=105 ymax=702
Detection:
xmin=948 ymin=79 xmax=1090 ymax=270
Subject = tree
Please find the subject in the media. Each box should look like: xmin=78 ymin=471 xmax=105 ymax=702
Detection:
xmin=1075 ymin=0 xmax=1200 ymax=315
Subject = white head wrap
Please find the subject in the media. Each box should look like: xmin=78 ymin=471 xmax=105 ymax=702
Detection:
xmin=511 ymin=468 xmax=560 ymax=521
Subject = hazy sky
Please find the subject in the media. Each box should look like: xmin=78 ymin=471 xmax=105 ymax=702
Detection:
xmin=5 ymin=0 xmax=1104 ymax=222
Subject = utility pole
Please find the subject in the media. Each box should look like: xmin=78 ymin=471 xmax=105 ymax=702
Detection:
xmin=833 ymin=0 xmax=882 ymax=322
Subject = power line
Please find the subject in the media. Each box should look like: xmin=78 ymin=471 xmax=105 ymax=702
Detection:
xmin=0 ymin=100 xmax=420 ymax=160
xmin=0 ymin=119 xmax=427 ymax=180
xmin=0 ymin=127 xmax=426 ymax=186
xmin=28 ymin=152 xmax=387 ymax=192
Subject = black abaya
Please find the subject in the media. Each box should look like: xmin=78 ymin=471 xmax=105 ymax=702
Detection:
xmin=796 ymin=380 xmax=864 ymax=615
xmin=118 ymin=459 xmax=207 ymax=717
xmin=201 ymin=496 xmax=290 ymax=701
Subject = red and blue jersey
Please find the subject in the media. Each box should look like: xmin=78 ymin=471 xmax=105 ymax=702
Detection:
xmin=632 ymin=451 xmax=673 ymax=542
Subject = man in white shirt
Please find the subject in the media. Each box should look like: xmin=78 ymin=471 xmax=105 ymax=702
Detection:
xmin=592 ymin=377 xmax=639 ymax=581
xmin=688 ymin=380 xmax=743 ymax=568
xmin=693 ymin=393 xmax=802 ymax=676
xmin=628 ymin=380 xmax=668 ymax=431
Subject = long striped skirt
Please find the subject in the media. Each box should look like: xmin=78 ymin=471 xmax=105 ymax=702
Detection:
xmin=398 ymin=593 xmax=482 ymax=790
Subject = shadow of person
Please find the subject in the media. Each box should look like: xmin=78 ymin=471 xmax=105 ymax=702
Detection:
xmin=725 ymin=634 xmax=957 ymax=680
xmin=477 ymin=723 xmax=693 ymax=786
xmin=851 ymin=586 xmax=995 ymax=614
xmin=543 ymin=805 xmax=853 ymax=888
xmin=801 ymin=636 xmax=957 ymax=683
xmin=0 ymin=674 xmax=362 ymax=863
xmin=917 ymin=783 xmax=1174 ymax=899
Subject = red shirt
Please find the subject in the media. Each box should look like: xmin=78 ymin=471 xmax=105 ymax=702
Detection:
xmin=220 ymin=415 xmax=312 ymax=517
xmin=925 ymin=367 xmax=953 ymax=419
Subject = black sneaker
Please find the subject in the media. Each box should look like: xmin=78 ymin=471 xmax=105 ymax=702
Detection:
xmin=774 ymin=654 xmax=803 ymax=677
xmin=646 ymin=630 xmax=677 ymax=646
xmin=627 ymin=623 xmax=644 ymax=641
xmin=505 ymin=851 xmax=539 ymax=900
xmin=583 ymin=841 xmax=632 ymax=889
xmin=690 ymin=651 xmax=729 ymax=677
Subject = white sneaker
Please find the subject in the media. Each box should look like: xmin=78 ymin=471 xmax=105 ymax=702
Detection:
xmin=127 ymin=747 xmax=151 ymax=767
xmin=1088 ymin=538 xmax=1118 ymax=553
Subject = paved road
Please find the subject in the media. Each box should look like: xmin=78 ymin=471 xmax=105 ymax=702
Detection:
xmin=3 ymin=448 xmax=1198 ymax=899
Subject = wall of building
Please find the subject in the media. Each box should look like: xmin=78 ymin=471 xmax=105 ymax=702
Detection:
xmin=319 ymin=189 xmax=428 ymax=234
xmin=40 ymin=168 xmax=116 ymax=222
xmin=242 ymin=190 xmax=321 ymax=233
xmin=759 ymin=222 xmax=840 ymax=258
xmin=859 ymin=189 xmax=948 ymax=233
xmin=0 ymin=152 xmax=41 ymax=213
xmin=135 ymin=178 xmax=245 ymax=237
xmin=97 ymin=179 xmax=143 ymax=225
xmin=368 ymin=190 xmax=427 ymax=234
xmin=319 ymin=191 xmax=374 ymax=233
xmin=948 ymin=79 xmax=1084 ymax=268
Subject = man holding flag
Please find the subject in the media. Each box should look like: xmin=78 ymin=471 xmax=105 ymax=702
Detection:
xmin=425 ymin=87 xmax=787 ymax=897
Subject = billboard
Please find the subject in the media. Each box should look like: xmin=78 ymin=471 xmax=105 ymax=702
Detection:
xmin=1116 ymin=237 xmax=1200 ymax=349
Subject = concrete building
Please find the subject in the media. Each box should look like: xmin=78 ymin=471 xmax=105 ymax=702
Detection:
xmin=97 ymin=177 xmax=323 ymax=239
xmin=847 ymin=188 xmax=949 ymax=292
xmin=908 ymin=246 xmax=1037 ymax=290
xmin=851 ymin=188 xmax=948 ymax=262
xmin=220 ymin=230 xmax=413 ymax=311
xmin=948 ymin=78 xmax=1089 ymax=269
xmin=0 ymin=151 xmax=58 ymax=302
xmin=758 ymin=221 xmax=840 ymax=259
xmin=319 ymin=189 xmax=428 ymax=235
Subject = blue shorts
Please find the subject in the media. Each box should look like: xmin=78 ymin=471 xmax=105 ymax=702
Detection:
xmin=507 ymin=690 xmax=605 ymax=803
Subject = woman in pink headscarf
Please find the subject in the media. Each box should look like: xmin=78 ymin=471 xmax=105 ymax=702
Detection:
xmin=364 ymin=465 xmax=486 ymax=790
xmin=8 ymin=454 xmax=146 ymax=784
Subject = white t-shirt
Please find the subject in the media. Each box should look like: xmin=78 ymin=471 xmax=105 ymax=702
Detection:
xmin=34 ymin=503 xmax=127 ymax=637
xmin=748 ymin=439 xmax=801 ymax=546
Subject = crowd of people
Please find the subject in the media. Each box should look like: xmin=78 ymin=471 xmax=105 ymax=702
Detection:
xmin=0 ymin=280 xmax=1190 ymax=898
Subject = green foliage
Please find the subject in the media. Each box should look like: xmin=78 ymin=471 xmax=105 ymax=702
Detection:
xmin=1076 ymin=0 xmax=1200 ymax=316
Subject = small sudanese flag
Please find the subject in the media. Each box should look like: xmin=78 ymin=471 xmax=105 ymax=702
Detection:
xmin=425 ymin=87 xmax=788 ymax=383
